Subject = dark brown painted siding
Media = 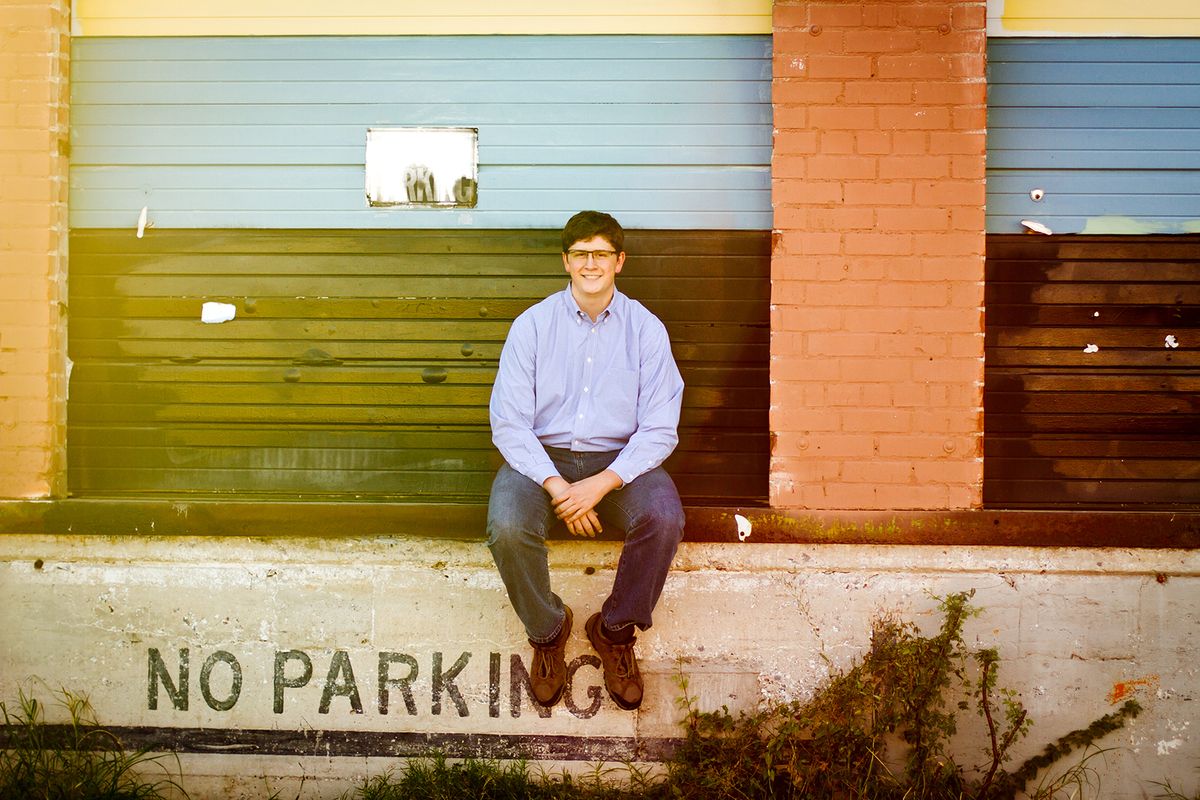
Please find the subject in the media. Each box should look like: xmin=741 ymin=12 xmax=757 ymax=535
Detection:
xmin=984 ymin=234 xmax=1200 ymax=509
xmin=67 ymin=229 xmax=769 ymax=505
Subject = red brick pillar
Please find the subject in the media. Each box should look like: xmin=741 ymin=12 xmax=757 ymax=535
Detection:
xmin=771 ymin=1 xmax=986 ymax=510
xmin=0 ymin=0 xmax=70 ymax=497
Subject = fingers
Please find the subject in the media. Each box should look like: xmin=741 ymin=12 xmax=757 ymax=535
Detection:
xmin=552 ymin=492 xmax=586 ymax=521
xmin=550 ymin=480 xmax=608 ymax=528
xmin=566 ymin=518 xmax=594 ymax=538
xmin=565 ymin=511 xmax=602 ymax=538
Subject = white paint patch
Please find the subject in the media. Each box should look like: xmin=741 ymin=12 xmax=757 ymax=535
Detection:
xmin=1165 ymin=335 xmax=1180 ymax=349
xmin=201 ymin=302 xmax=237 ymax=324
xmin=1081 ymin=215 xmax=1200 ymax=235
xmin=136 ymin=205 xmax=148 ymax=238
xmin=1157 ymin=738 xmax=1184 ymax=756
xmin=734 ymin=514 xmax=752 ymax=542
xmin=1083 ymin=344 xmax=1099 ymax=353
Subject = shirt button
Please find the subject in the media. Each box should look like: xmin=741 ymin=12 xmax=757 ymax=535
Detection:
xmin=578 ymin=413 xmax=584 ymax=419
xmin=583 ymin=386 xmax=589 ymax=392
xmin=590 ymin=328 xmax=596 ymax=334
xmin=586 ymin=357 xmax=592 ymax=363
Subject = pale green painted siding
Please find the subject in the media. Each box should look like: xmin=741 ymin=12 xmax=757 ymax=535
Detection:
xmin=70 ymin=36 xmax=773 ymax=230
xmin=987 ymin=38 xmax=1200 ymax=234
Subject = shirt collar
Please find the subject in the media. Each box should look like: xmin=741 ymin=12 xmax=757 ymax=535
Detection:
xmin=561 ymin=284 xmax=624 ymax=324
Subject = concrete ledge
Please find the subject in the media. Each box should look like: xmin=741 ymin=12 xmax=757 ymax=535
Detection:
xmin=1 ymin=534 xmax=1197 ymax=798
xmin=1 ymin=499 xmax=1197 ymax=548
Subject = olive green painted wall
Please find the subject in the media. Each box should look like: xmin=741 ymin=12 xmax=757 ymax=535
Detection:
xmin=68 ymin=229 xmax=769 ymax=504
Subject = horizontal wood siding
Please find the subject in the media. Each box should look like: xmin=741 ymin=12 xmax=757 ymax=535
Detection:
xmin=67 ymin=229 xmax=769 ymax=504
xmin=989 ymin=0 xmax=1200 ymax=37
xmin=984 ymin=234 xmax=1200 ymax=509
xmin=987 ymin=38 xmax=1200 ymax=234
xmin=70 ymin=36 xmax=772 ymax=230
xmin=73 ymin=0 xmax=772 ymax=36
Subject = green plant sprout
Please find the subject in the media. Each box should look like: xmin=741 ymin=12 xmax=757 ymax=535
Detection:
xmin=0 ymin=685 xmax=188 ymax=799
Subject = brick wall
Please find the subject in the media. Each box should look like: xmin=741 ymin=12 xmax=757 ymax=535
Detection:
xmin=0 ymin=0 xmax=69 ymax=498
xmin=771 ymin=0 xmax=987 ymax=510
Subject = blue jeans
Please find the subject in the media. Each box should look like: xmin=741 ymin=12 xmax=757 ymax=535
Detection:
xmin=486 ymin=447 xmax=685 ymax=643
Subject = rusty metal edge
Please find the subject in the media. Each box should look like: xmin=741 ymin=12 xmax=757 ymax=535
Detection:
xmin=1 ymin=500 xmax=1197 ymax=548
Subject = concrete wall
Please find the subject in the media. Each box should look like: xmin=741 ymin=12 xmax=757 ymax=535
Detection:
xmin=1 ymin=535 xmax=1196 ymax=798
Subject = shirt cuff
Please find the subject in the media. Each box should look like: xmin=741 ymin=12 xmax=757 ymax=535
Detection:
xmin=606 ymin=457 xmax=640 ymax=488
xmin=528 ymin=462 xmax=561 ymax=488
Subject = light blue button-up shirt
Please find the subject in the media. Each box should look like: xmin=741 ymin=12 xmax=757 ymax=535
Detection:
xmin=490 ymin=285 xmax=684 ymax=488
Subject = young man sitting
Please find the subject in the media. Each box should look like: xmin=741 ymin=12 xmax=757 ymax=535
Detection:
xmin=486 ymin=210 xmax=686 ymax=711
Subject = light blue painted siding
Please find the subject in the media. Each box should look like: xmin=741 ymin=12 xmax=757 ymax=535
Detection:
xmin=987 ymin=38 xmax=1200 ymax=234
xmin=70 ymin=36 xmax=772 ymax=230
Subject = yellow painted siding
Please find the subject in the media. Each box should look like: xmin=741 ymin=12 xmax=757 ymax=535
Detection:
xmin=989 ymin=0 xmax=1200 ymax=36
xmin=73 ymin=0 xmax=771 ymax=36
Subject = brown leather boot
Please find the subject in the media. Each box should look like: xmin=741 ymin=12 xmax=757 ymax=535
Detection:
xmin=585 ymin=613 xmax=643 ymax=710
xmin=528 ymin=606 xmax=572 ymax=708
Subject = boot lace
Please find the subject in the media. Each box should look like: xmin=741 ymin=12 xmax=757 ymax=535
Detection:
xmin=611 ymin=641 xmax=637 ymax=679
xmin=532 ymin=645 xmax=557 ymax=680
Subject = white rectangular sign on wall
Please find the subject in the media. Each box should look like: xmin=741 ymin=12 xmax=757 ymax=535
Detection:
xmin=365 ymin=127 xmax=478 ymax=208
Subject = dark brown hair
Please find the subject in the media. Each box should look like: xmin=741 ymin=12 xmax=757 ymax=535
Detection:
xmin=561 ymin=210 xmax=624 ymax=254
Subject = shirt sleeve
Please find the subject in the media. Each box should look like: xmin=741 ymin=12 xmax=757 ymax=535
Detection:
xmin=489 ymin=312 xmax=561 ymax=487
xmin=606 ymin=318 xmax=684 ymax=486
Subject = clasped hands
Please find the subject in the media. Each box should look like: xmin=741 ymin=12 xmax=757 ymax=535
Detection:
xmin=542 ymin=470 xmax=623 ymax=538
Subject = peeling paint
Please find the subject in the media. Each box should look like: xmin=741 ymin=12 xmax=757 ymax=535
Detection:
xmin=200 ymin=302 xmax=237 ymax=324
xmin=1106 ymin=674 xmax=1159 ymax=705
xmin=1080 ymin=216 xmax=1200 ymax=235
xmin=734 ymin=514 xmax=752 ymax=542
xmin=1157 ymin=737 xmax=1185 ymax=756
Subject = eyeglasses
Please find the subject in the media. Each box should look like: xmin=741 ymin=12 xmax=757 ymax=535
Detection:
xmin=566 ymin=249 xmax=618 ymax=267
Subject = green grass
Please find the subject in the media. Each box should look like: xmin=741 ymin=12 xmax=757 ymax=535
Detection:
xmin=0 ymin=686 xmax=188 ymax=800
xmin=340 ymin=756 xmax=659 ymax=800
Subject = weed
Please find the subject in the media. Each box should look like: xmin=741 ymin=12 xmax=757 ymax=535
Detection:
xmin=0 ymin=686 xmax=188 ymax=800
xmin=1151 ymin=779 xmax=1200 ymax=800
xmin=1148 ymin=762 xmax=1200 ymax=800
xmin=663 ymin=590 xmax=1139 ymax=800
xmin=345 ymin=591 xmax=1140 ymax=800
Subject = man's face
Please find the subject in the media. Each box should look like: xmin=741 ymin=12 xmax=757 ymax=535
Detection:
xmin=562 ymin=235 xmax=625 ymax=303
